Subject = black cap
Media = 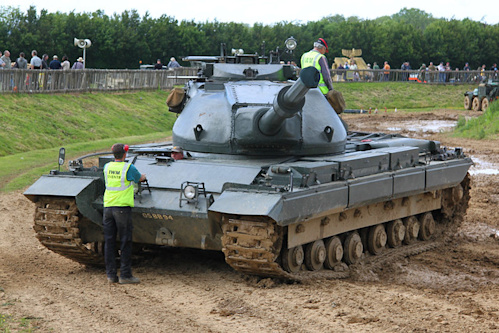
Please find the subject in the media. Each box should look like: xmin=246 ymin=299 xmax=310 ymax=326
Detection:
xmin=317 ymin=38 xmax=329 ymax=53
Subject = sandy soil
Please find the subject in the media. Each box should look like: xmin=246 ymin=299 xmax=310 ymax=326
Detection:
xmin=1 ymin=109 xmax=498 ymax=332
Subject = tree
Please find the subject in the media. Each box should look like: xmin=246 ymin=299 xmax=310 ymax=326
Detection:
xmin=0 ymin=6 xmax=497 ymax=70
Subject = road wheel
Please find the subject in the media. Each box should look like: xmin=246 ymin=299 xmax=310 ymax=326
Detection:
xmin=324 ymin=236 xmax=343 ymax=269
xmin=464 ymin=95 xmax=472 ymax=110
xmin=418 ymin=212 xmax=436 ymax=241
xmin=403 ymin=216 xmax=420 ymax=245
xmin=343 ymin=232 xmax=363 ymax=265
xmin=282 ymin=245 xmax=304 ymax=273
xmin=472 ymin=97 xmax=481 ymax=111
xmin=481 ymin=98 xmax=489 ymax=111
xmin=386 ymin=219 xmax=405 ymax=248
xmin=304 ymin=240 xmax=326 ymax=271
xmin=367 ymin=224 xmax=387 ymax=255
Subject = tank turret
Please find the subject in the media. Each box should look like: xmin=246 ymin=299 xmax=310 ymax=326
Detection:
xmin=172 ymin=63 xmax=347 ymax=156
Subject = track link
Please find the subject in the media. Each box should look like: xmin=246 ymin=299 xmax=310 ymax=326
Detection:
xmin=221 ymin=175 xmax=471 ymax=281
xmin=33 ymin=197 xmax=104 ymax=266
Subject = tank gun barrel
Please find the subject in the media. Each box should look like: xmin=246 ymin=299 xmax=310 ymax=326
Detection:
xmin=258 ymin=67 xmax=320 ymax=136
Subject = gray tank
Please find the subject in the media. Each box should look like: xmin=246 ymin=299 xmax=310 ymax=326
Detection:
xmin=24 ymin=52 xmax=472 ymax=279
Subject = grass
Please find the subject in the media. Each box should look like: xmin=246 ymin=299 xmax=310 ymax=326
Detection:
xmin=0 ymin=313 xmax=40 ymax=332
xmin=454 ymin=100 xmax=499 ymax=139
xmin=0 ymin=90 xmax=176 ymax=157
xmin=0 ymin=131 xmax=170 ymax=192
xmin=0 ymin=90 xmax=176 ymax=192
xmin=1 ymin=293 xmax=41 ymax=332
xmin=335 ymin=82 xmax=476 ymax=110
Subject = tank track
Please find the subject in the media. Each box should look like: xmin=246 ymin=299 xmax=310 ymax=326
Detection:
xmin=221 ymin=175 xmax=471 ymax=281
xmin=33 ymin=196 xmax=104 ymax=266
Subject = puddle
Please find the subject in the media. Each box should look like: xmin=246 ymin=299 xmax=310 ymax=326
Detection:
xmin=386 ymin=120 xmax=456 ymax=133
xmin=469 ymin=156 xmax=499 ymax=175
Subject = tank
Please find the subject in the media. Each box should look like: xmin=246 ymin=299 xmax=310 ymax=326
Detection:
xmin=24 ymin=52 xmax=472 ymax=279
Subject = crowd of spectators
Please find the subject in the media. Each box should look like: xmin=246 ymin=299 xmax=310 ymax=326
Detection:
xmin=331 ymin=57 xmax=498 ymax=83
xmin=0 ymin=49 xmax=84 ymax=70
xmin=0 ymin=49 xmax=87 ymax=92
xmin=416 ymin=61 xmax=498 ymax=83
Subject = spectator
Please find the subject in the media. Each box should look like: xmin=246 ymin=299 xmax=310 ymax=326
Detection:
xmin=41 ymin=54 xmax=49 ymax=69
xmin=445 ymin=62 xmax=451 ymax=82
xmin=438 ymin=62 xmax=445 ymax=82
xmin=365 ymin=63 xmax=373 ymax=82
xmin=13 ymin=52 xmax=28 ymax=91
xmin=480 ymin=64 xmax=487 ymax=82
xmin=167 ymin=57 xmax=181 ymax=69
xmin=49 ymin=55 xmax=62 ymax=69
xmin=72 ymin=57 xmax=84 ymax=69
xmin=336 ymin=63 xmax=344 ymax=81
xmin=15 ymin=52 xmax=28 ymax=69
xmin=30 ymin=50 xmax=42 ymax=69
xmin=154 ymin=59 xmax=163 ymax=70
xmin=428 ymin=62 xmax=436 ymax=82
xmin=491 ymin=63 xmax=498 ymax=79
xmin=401 ymin=62 xmax=407 ymax=80
xmin=0 ymin=51 xmax=5 ymax=69
xmin=61 ymin=55 xmax=70 ymax=70
xmin=1 ymin=50 xmax=11 ymax=69
xmin=463 ymin=62 xmax=470 ymax=82
xmin=372 ymin=62 xmax=380 ymax=81
xmin=343 ymin=61 xmax=349 ymax=80
xmin=350 ymin=60 xmax=359 ymax=81
xmin=383 ymin=61 xmax=390 ymax=81
xmin=419 ymin=63 xmax=427 ymax=82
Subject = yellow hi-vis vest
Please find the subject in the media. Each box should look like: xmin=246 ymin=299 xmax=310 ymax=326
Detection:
xmin=301 ymin=50 xmax=328 ymax=94
xmin=103 ymin=162 xmax=134 ymax=207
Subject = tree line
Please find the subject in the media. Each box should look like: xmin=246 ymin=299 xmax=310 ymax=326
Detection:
xmin=0 ymin=6 xmax=497 ymax=70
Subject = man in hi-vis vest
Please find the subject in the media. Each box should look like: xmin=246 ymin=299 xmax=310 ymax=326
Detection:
xmin=300 ymin=38 xmax=333 ymax=95
xmin=103 ymin=143 xmax=146 ymax=284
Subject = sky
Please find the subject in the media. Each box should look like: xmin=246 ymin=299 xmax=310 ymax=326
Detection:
xmin=1 ymin=0 xmax=498 ymax=26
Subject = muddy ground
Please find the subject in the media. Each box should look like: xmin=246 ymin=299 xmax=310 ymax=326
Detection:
xmin=1 ymin=109 xmax=498 ymax=332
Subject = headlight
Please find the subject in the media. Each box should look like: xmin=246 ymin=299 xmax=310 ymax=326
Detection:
xmin=179 ymin=181 xmax=206 ymax=208
xmin=183 ymin=185 xmax=197 ymax=199
xmin=285 ymin=37 xmax=297 ymax=51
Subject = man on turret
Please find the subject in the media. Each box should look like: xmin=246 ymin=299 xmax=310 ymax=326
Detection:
xmin=300 ymin=38 xmax=333 ymax=95
xmin=301 ymin=38 xmax=345 ymax=114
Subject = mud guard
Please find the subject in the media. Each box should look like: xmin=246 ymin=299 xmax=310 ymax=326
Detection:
xmin=209 ymin=181 xmax=348 ymax=226
xmin=24 ymin=175 xmax=104 ymax=225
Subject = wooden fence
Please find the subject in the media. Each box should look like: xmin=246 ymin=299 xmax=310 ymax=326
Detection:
xmin=331 ymin=69 xmax=497 ymax=84
xmin=0 ymin=67 xmax=198 ymax=94
xmin=1 ymin=67 xmax=496 ymax=94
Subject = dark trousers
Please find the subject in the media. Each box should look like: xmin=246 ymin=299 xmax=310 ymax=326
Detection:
xmin=103 ymin=206 xmax=133 ymax=278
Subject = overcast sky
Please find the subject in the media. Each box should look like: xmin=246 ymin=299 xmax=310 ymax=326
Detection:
xmin=1 ymin=0 xmax=498 ymax=25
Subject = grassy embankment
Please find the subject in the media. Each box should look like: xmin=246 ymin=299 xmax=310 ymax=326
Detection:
xmin=0 ymin=82 xmax=492 ymax=193
xmin=0 ymin=90 xmax=176 ymax=192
